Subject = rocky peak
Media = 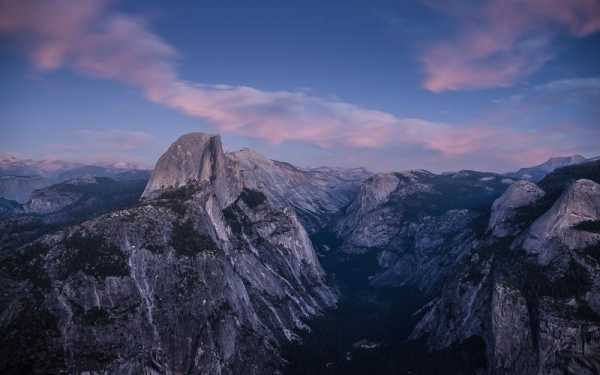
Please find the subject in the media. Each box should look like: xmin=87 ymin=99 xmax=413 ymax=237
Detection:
xmin=343 ymin=170 xmax=433 ymax=218
xmin=334 ymin=171 xmax=440 ymax=254
xmin=522 ymin=178 xmax=600 ymax=265
xmin=541 ymin=155 xmax=586 ymax=171
xmin=141 ymin=133 xmax=240 ymax=205
xmin=488 ymin=180 xmax=545 ymax=237
xmin=1 ymin=132 xmax=336 ymax=374
xmin=226 ymin=148 xmax=369 ymax=233
xmin=355 ymin=173 xmax=400 ymax=210
xmin=508 ymin=154 xmax=589 ymax=181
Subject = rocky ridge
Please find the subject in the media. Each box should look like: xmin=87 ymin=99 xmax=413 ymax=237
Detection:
xmin=488 ymin=180 xmax=545 ymax=238
xmin=1 ymin=132 xmax=598 ymax=374
xmin=507 ymin=154 xmax=590 ymax=181
xmin=411 ymin=162 xmax=600 ymax=375
xmin=333 ymin=169 xmax=510 ymax=293
xmin=0 ymin=154 xmax=150 ymax=204
xmin=0 ymin=133 xmax=336 ymax=374
xmin=229 ymin=148 xmax=370 ymax=233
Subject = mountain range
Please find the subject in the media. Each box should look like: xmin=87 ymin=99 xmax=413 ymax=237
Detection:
xmin=1 ymin=133 xmax=599 ymax=374
xmin=0 ymin=154 xmax=150 ymax=203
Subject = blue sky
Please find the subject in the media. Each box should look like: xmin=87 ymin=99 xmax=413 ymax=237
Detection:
xmin=1 ymin=0 xmax=599 ymax=172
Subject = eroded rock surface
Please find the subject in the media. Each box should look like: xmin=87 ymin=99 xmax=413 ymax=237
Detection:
xmin=230 ymin=148 xmax=369 ymax=233
xmin=522 ymin=179 xmax=600 ymax=265
xmin=488 ymin=180 xmax=545 ymax=238
xmin=0 ymin=133 xmax=336 ymax=374
xmin=333 ymin=170 xmax=508 ymax=293
xmin=411 ymin=166 xmax=600 ymax=375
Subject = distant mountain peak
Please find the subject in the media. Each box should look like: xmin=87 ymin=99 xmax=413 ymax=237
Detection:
xmin=539 ymin=154 xmax=586 ymax=170
xmin=507 ymin=154 xmax=590 ymax=181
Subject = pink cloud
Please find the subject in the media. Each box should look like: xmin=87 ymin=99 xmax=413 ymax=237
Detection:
xmin=0 ymin=0 xmax=590 ymax=171
xmin=423 ymin=0 xmax=600 ymax=92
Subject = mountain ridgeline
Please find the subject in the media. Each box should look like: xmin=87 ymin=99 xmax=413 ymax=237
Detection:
xmin=0 ymin=132 xmax=599 ymax=374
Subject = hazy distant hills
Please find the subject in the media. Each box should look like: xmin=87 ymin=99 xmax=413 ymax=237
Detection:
xmin=0 ymin=153 xmax=146 ymax=178
xmin=0 ymin=154 xmax=150 ymax=203
xmin=506 ymin=154 xmax=597 ymax=181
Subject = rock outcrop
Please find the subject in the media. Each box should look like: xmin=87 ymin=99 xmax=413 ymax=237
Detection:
xmin=507 ymin=154 xmax=588 ymax=181
xmin=3 ymin=132 xmax=598 ymax=375
xmin=522 ymin=179 xmax=600 ymax=265
xmin=0 ymin=133 xmax=336 ymax=374
xmin=143 ymin=135 xmax=369 ymax=233
xmin=229 ymin=148 xmax=369 ymax=233
xmin=142 ymin=133 xmax=239 ymax=207
xmin=411 ymin=169 xmax=600 ymax=375
xmin=0 ymin=176 xmax=149 ymax=253
xmin=488 ymin=180 xmax=545 ymax=238
xmin=333 ymin=170 xmax=508 ymax=292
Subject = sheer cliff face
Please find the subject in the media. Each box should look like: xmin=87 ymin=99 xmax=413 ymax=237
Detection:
xmin=488 ymin=180 xmax=545 ymax=238
xmin=142 ymin=133 xmax=241 ymax=208
xmin=143 ymin=134 xmax=370 ymax=233
xmin=411 ymin=168 xmax=600 ymax=375
xmin=0 ymin=133 xmax=335 ymax=374
xmin=3 ymin=130 xmax=598 ymax=375
xmin=334 ymin=170 xmax=509 ymax=292
xmin=522 ymin=179 xmax=600 ymax=265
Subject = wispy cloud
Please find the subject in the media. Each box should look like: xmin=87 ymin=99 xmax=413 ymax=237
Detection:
xmin=422 ymin=0 xmax=600 ymax=92
xmin=0 ymin=0 xmax=592 ymax=171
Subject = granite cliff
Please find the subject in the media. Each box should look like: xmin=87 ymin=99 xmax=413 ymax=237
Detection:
xmin=411 ymin=161 xmax=600 ymax=375
xmin=0 ymin=133 xmax=336 ymax=374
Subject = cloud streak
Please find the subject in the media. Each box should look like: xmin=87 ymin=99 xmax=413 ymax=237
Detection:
xmin=422 ymin=0 xmax=600 ymax=92
xmin=0 ymin=0 xmax=592 ymax=170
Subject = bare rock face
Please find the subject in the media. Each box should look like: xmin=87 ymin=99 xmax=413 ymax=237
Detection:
xmin=0 ymin=133 xmax=336 ymax=374
xmin=332 ymin=170 xmax=507 ymax=293
xmin=488 ymin=180 xmax=545 ymax=238
xmin=143 ymin=137 xmax=369 ymax=233
xmin=411 ymin=174 xmax=600 ymax=375
xmin=522 ymin=179 xmax=600 ymax=266
xmin=142 ymin=133 xmax=241 ymax=207
xmin=335 ymin=171 xmax=434 ymax=251
xmin=370 ymin=208 xmax=476 ymax=291
xmin=229 ymin=148 xmax=370 ymax=233
xmin=489 ymin=282 xmax=537 ymax=374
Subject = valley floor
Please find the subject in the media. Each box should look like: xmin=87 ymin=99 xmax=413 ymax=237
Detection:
xmin=282 ymin=232 xmax=487 ymax=375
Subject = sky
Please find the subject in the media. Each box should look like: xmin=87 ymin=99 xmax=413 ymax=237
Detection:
xmin=0 ymin=0 xmax=599 ymax=173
